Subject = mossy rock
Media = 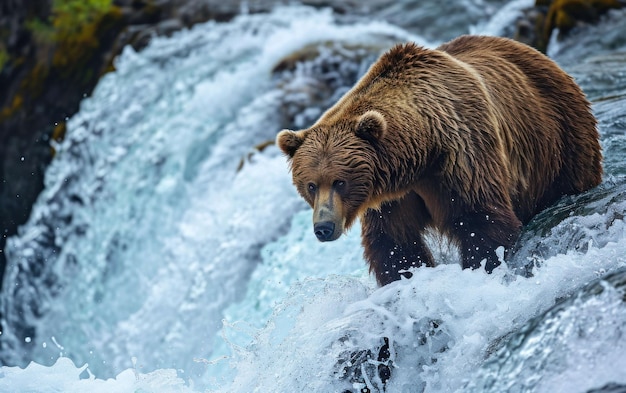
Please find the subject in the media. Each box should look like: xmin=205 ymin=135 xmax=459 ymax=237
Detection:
xmin=0 ymin=94 xmax=24 ymax=122
xmin=517 ymin=0 xmax=625 ymax=52
xmin=52 ymin=5 xmax=124 ymax=81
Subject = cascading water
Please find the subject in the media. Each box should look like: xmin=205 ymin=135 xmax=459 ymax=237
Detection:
xmin=1 ymin=2 xmax=626 ymax=392
xmin=0 ymin=4 xmax=420 ymax=384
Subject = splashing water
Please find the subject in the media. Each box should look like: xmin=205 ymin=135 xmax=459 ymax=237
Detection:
xmin=0 ymin=4 xmax=419 ymax=385
xmin=2 ymin=3 xmax=626 ymax=393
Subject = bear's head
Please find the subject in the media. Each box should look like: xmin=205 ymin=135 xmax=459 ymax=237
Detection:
xmin=277 ymin=110 xmax=387 ymax=242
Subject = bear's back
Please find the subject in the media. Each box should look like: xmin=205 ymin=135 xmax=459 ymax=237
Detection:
xmin=438 ymin=35 xmax=602 ymax=222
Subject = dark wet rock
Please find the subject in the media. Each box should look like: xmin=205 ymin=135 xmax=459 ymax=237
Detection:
xmin=587 ymin=383 xmax=626 ymax=393
xmin=511 ymin=0 xmax=625 ymax=52
xmin=509 ymin=179 xmax=626 ymax=276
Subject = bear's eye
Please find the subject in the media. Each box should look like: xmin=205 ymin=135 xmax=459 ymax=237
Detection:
xmin=333 ymin=180 xmax=346 ymax=190
xmin=307 ymin=183 xmax=317 ymax=193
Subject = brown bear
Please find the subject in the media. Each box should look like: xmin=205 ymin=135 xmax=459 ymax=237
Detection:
xmin=276 ymin=35 xmax=602 ymax=286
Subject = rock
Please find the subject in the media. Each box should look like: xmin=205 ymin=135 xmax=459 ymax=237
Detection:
xmin=512 ymin=0 xmax=625 ymax=52
xmin=468 ymin=267 xmax=626 ymax=392
xmin=587 ymin=383 xmax=626 ymax=393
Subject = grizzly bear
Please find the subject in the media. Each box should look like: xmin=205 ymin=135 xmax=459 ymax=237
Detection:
xmin=276 ymin=35 xmax=602 ymax=286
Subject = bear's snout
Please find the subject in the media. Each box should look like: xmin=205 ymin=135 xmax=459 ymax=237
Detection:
xmin=314 ymin=221 xmax=336 ymax=242
xmin=312 ymin=186 xmax=346 ymax=242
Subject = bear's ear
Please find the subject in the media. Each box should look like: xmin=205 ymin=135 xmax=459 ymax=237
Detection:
xmin=276 ymin=129 xmax=306 ymax=158
xmin=355 ymin=110 xmax=387 ymax=143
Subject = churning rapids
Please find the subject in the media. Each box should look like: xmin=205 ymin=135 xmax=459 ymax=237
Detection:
xmin=2 ymin=1 xmax=626 ymax=392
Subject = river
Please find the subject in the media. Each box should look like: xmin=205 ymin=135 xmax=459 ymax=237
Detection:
xmin=1 ymin=1 xmax=626 ymax=392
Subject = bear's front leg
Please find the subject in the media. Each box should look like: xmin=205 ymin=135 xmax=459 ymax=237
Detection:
xmin=361 ymin=195 xmax=434 ymax=286
xmin=453 ymin=207 xmax=521 ymax=273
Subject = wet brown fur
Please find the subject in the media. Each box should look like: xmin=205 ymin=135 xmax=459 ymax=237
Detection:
xmin=277 ymin=35 xmax=602 ymax=286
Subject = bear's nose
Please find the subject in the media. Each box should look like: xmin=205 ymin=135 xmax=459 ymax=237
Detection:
xmin=314 ymin=221 xmax=335 ymax=242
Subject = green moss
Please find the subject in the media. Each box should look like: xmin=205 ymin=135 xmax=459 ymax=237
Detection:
xmin=539 ymin=0 xmax=624 ymax=52
xmin=52 ymin=5 xmax=123 ymax=81
xmin=24 ymin=0 xmax=114 ymax=43
xmin=51 ymin=0 xmax=114 ymax=35
xmin=1 ymin=0 xmax=124 ymax=129
xmin=0 ymin=62 xmax=51 ymax=121
xmin=21 ymin=63 xmax=50 ymax=98
xmin=0 ymin=94 xmax=24 ymax=122
xmin=25 ymin=17 xmax=56 ymax=44
xmin=22 ymin=0 xmax=120 ymax=81
xmin=0 ymin=48 xmax=8 ymax=71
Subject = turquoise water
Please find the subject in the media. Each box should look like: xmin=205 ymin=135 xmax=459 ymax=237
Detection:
xmin=2 ymin=2 xmax=626 ymax=392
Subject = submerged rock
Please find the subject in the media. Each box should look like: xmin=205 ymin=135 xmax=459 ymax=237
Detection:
xmin=509 ymin=178 xmax=626 ymax=276
xmin=587 ymin=383 xmax=626 ymax=393
xmin=468 ymin=266 xmax=626 ymax=392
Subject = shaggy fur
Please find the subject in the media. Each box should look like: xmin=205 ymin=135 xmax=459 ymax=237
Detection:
xmin=277 ymin=35 xmax=602 ymax=286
